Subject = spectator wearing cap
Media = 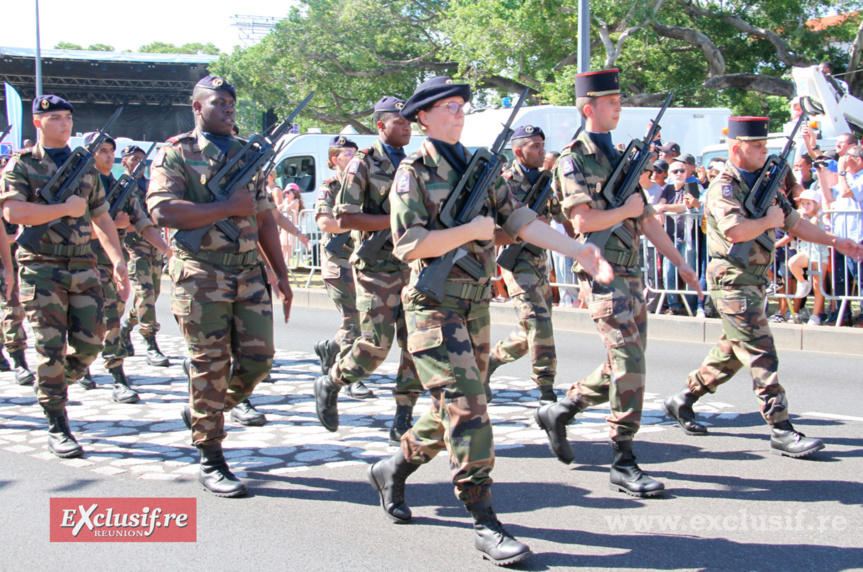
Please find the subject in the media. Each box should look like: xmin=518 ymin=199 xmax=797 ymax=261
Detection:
xmin=650 ymin=159 xmax=669 ymax=200
xmin=677 ymin=153 xmax=699 ymax=184
xmin=697 ymin=157 xmax=727 ymax=187
xmin=786 ymin=188 xmax=831 ymax=325
xmin=658 ymin=141 xmax=680 ymax=163
xmin=280 ymin=182 xmax=305 ymax=260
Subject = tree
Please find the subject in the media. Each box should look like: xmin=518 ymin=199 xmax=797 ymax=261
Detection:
xmin=87 ymin=44 xmax=115 ymax=51
xmin=54 ymin=42 xmax=83 ymax=50
xmin=138 ymin=42 xmax=220 ymax=55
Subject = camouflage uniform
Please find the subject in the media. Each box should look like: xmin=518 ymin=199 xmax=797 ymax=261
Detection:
xmin=315 ymin=175 xmax=359 ymax=360
xmin=391 ymin=139 xmax=537 ymax=503
xmin=490 ymin=161 xmax=567 ymax=388
xmin=554 ymin=131 xmax=656 ymax=441
xmin=148 ymin=129 xmax=274 ymax=446
xmin=124 ymin=177 xmax=164 ymax=338
xmin=0 ymin=226 xmax=26 ymax=355
xmin=685 ymin=163 xmax=799 ymax=423
xmin=332 ymin=140 xmax=421 ymax=407
xmin=0 ymin=144 xmax=107 ymax=410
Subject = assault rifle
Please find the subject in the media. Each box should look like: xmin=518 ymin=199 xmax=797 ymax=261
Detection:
xmin=354 ymin=201 xmax=393 ymax=266
xmin=414 ymin=87 xmax=530 ymax=303
xmin=584 ymin=92 xmax=673 ymax=250
xmin=17 ymin=107 xmax=123 ymax=254
xmin=726 ymin=113 xmax=806 ymax=267
xmin=173 ymin=92 xmax=314 ymax=253
xmin=324 ymin=230 xmax=352 ymax=258
xmin=106 ymin=142 xmax=157 ymax=217
xmin=496 ymin=169 xmax=553 ymax=271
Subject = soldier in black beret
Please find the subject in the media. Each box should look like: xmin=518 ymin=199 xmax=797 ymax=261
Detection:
xmin=32 ymin=95 xmax=75 ymax=115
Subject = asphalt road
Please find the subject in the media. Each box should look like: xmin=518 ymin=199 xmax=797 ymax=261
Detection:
xmin=1 ymin=293 xmax=861 ymax=571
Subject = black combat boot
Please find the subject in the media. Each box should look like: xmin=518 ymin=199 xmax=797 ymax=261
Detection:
xmin=609 ymin=440 xmax=665 ymax=498
xmin=10 ymin=349 xmax=35 ymax=385
xmin=120 ymin=318 xmax=135 ymax=356
xmin=345 ymin=380 xmax=374 ymax=399
xmin=367 ymin=452 xmax=420 ymax=523
xmin=181 ymin=405 xmax=192 ymax=430
xmin=465 ymin=498 xmax=532 ymax=566
xmin=388 ymin=405 xmax=414 ymax=446
xmin=534 ymin=397 xmax=583 ymax=464
xmin=0 ymin=348 xmax=10 ymax=372
xmin=230 ymin=399 xmax=267 ymax=426
xmin=314 ymin=375 xmax=341 ymax=431
xmin=662 ymin=386 xmax=708 ymax=435
xmin=539 ymin=384 xmax=558 ymax=405
xmin=109 ymin=366 xmax=140 ymax=404
xmin=143 ymin=334 xmax=169 ymax=367
xmin=44 ymin=409 xmax=84 ymax=458
xmin=770 ymin=420 xmax=825 ymax=458
xmin=197 ymin=443 xmax=246 ymax=498
xmin=76 ymin=368 xmax=96 ymax=390
xmin=313 ymin=338 xmax=339 ymax=376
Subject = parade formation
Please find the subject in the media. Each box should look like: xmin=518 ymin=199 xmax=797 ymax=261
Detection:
xmin=2 ymin=67 xmax=862 ymax=567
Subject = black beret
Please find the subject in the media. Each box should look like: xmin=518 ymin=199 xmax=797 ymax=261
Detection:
xmin=727 ymin=116 xmax=770 ymax=141
xmin=0 ymin=154 xmax=11 ymax=169
xmin=511 ymin=125 xmax=544 ymax=141
xmin=658 ymin=141 xmax=680 ymax=153
xmin=653 ymin=159 xmax=669 ymax=173
xmin=400 ymin=76 xmax=471 ymax=123
xmin=574 ymin=69 xmax=620 ymax=98
xmin=328 ymin=135 xmax=358 ymax=149
xmin=33 ymin=95 xmax=74 ymax=115
xmin=375 ymin=96 xmax=406 ymax=113
xmin=83 ymin=131 xmax=116 ymax=150
xmin=122 ymin=145 xmax=146 ymax=157
xmin=195 ymin=75 xmax=236 ymax=100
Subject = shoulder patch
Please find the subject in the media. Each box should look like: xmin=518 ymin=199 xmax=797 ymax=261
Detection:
xmin=347 ymin=158 xmax=361 ymax=175
xmin=721 ymin=184 xmax=733 ymax=199
xmin=153 ymin=148 xmax=167 ymax=168
xmin=396 ymin=172 xmax=411 ymax=194
xmin=561 ymin=157 xmax=575 ymax=175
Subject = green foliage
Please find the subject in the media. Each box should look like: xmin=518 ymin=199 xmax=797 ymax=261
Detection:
xmin=138 ymin=42 xmax=221 ymax=55
xmin=54 ymin=42 xmax=84 ymax=50
xmin=87 ymin=44 xmax=115 ymax=51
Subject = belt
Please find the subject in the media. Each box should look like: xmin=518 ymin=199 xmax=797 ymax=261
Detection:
xmin=603 ymin=249 xmax=640 ymax=268
xmin=747 ymin=264 xmax=770 ymax=278
xmin=444 ymin=280 xmax=492 ymax=302
xmin=175 ymin=248 xmax=258 ymax=268
xmin=38 ymin=243 xmax=91 ymax=257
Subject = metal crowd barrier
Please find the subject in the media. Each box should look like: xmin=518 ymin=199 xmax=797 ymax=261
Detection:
xmin=807 ymin=209 xmax=863 ymax=327
xmin=288 ymin=208 xmax=322 ymax=287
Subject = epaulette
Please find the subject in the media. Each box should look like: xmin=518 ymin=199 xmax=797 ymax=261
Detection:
xmin=356 ymin=148 xmax=371 ymax=160
xmin=399 ymin=151 xmax=422 ymax=167
xmin=563 ymin=139 xmax=577 ymax=151
xmin=16 ymin=147 xmax=33 ymax=156
xmin=501 ymin=170 xmax=514 ymax=180
xmin=323 ymin=176 xmax=338 ymax=185
xmin=165 ymin=131 xmax=195 ymax=146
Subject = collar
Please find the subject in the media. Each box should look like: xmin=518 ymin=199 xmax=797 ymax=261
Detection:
xmin=372 ymin=139 xmax=396 ymax=173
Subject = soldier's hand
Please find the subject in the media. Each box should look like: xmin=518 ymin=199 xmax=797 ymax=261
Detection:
xmin=225 ymin=188 xmax=257 ymax=217
xmin=276 ymin=276 xmax=293 ymax=323
xmin=677 ymin=263 xmax=704 ymax=299
xmin=1 ymin=267 xmax=13 ymax=300
xmin=113 ymin=262 xmax=131 ymax=302
xmin=575 ymin=243 xmax=614 ymax=284
xmin=64 ymin=195 xmax=87 ymax=218
xmin=764 ymin=205 xmax=785 ymax=229
xmin=468 ymin=216 xmax=495 ymax=243
xmin=298 ymin=233 xmax=310 ymax=248
xmin=622 ymin=192 xmax=645 ymax=219
xmin=113 ymin=211 xmax=131 ymax=230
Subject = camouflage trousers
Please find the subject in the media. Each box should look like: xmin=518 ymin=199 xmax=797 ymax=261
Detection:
xmin=567 ymin=274 xmax=647 ymax=441
xmin=97 ymin=264 xmax=128 ymax=370
xmin=491 ymin=257 xmax=556 ymax=386
xmin=686 ymin=285 xmax=788 ymax=424
xmin=401 ymin=289 xmax=494 ymax=504
xmin=0 ymin=247 xmax=26 ymax=352
xmin=168 ymin=255 xmax=274 ymax=446
xmin=331 ymin=268 xmax=421 ymax=407
xmin=126 ymin=243 xmax=162 ymax=337
xmin=321 ymin=255 xmax=359 ymax=361
xmin=19 ymin=261 xmax=104 ymax=411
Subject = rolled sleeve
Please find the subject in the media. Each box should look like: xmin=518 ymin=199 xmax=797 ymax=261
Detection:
xmin=501 ymin=205 xmax=537 ymax=242
xmin=146 ymin=147 xmax=186 ymax=212
xmin=88 ymin=175 xmax=109 ymax=218
xmin=782 ymin=208 xmax=801 ymax=232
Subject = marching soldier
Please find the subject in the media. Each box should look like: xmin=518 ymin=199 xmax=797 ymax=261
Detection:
xmin=314 ymin=96 xmax=423 ymax=445
xmin=313 ymin=136 xmax=360 ymax=378
xmin=367 ymin=76 xmax=612 ymax=565
xmin=119 ymin=145 xmax=170 ymax=367
xmin=535 ymin=69 xmax=701 ymax=497
xmin=0 ymin=95 xmax=131 ymax=458
xmin=147 ymin=76 xmax=292 ymax=497
xmin=0 ymin=154 xmax=34 ymax=385
xmin=487 ymin=125 xmax=567 ymax=404
xmin=662 ymin=116 xmax=863 ymax=457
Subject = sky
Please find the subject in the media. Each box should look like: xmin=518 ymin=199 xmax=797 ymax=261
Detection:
xmin=5 ymin=0 xmax=294 ymax=54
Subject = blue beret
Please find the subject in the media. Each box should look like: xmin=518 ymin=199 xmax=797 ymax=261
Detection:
xmin=83 ymin=131 xmax=116 ymax=150
xmin=195 ymin=75 xmax=236 ymax=100
xmin=575 ymin=69 xmax=621 ymax=98
xmin=0 ymin=154 xmax=11 ymax=169
xmin=511 ymin=125 xmax=544 ymax=141
xmin=400 ymin=77 xmax=471 ymax=123
xmin=122 ymin=145 xmax=146 ymax=157
xmin=375 ymin=96 xmax=406 ymax=113
xmin=727 ymin=117 xmax=769 ymax=141
xmin=32 ymin=95 xmax=74 ymax=115
xmin=328 ymin=135 xmax=357 ymax=149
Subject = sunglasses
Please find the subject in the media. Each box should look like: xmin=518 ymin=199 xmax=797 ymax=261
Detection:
xmin=670 ymin=169 xmax=686 ymax=174
xmin=431 ymin=101 xmax=472 ymax=115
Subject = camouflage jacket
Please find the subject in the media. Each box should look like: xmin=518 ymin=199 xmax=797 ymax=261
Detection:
xmin=335 ymin=139 xmax=405 ymax=273
xmin=94 ymin=172 xmax=153 ymax=267
xmin=147 ymin=129 xmax=272 ymax=255
xmin=552 ymin=130 xmax=654 ymax=275
xmin=315 ymin=174 xmax=354 ymax=261
xmin=0 ymin=143 xmax=108 ymax=264
xmin=124 ymin=176 xmax=156 ymax=249
xmin=705 ymin=162 xmax=800 ymax=287
xmin=391 ymin=138 xmax=536 ymax=284
xmin=502 ymin=161 xmax=567 ymax=264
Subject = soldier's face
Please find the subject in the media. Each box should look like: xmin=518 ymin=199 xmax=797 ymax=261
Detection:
xmin=34 ymin=110 xmax=73 ymax=146
xmin=586 ymin=95 xmax=621 ymax=133
xmin=334 ymin=147 xmax=356 ymax=171
xmin=733 ymin=140 xmax=769 ymax=171
xmin=418 ymin=96 xmax=465 ymax=144
xmin=94 ymin=142 xmax=115 ymax=174
xmin=123 ymin=152 xmax=145 ymax=176
xmin=515 ymin=136 xmax=545 ymax=170
xmin=379 ymin=114 xmax=412 ymax=148
xmin=194 ymin=91 xmax=236 ymax=136
xmin=543 ymin=152 xmax=557 ymax=171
